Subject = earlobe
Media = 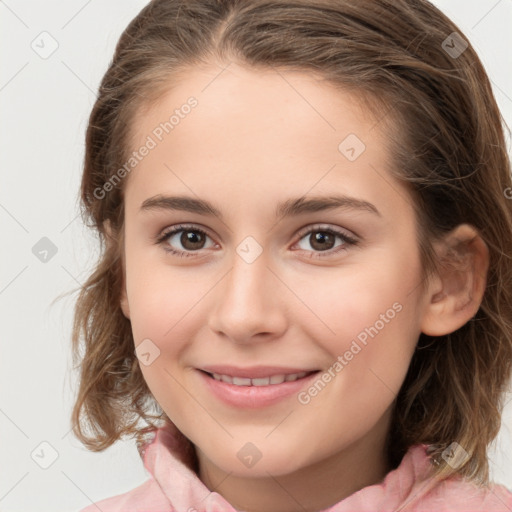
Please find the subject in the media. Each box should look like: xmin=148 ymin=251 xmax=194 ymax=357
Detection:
xmin=420 ymin=224 xmax=489 ymax=336
xmin=103 ymin=219 xmax=131 ymax=320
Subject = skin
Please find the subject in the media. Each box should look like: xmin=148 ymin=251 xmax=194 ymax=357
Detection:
xmin=116 ymin=62 xmax=489 ymax=512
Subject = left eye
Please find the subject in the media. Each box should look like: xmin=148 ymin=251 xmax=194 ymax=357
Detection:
xmin=293 ymin=226 xmax=358 ymax=257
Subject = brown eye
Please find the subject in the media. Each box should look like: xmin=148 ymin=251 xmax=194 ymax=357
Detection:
xmin=307 ymin=231 xmax=337 ymax=251
xmin=179 ymin=230 xmax=206 ymax=250
xmin=157 ymin=224 xmax=215 ymax=257
xmin=294 ymin=225 xmax=358 ymax=259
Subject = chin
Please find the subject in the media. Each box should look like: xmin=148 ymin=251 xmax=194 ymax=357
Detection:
xmin=199 ymin=439 xmax=312 ymax=478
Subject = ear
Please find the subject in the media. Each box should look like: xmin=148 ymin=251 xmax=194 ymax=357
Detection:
xmin=420 ymin=224 xmax=489 ymax=336
xmin=104 ymin=219 xmax=130 ymax=320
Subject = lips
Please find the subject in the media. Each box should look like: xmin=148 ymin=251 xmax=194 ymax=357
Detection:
xmin=197 ymin=366 xmax=321 ymax=408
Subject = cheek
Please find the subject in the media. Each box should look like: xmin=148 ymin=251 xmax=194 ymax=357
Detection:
xmin=126 ymin=260 xmax=201 ymax=418
xmin=125 ymin=249 xmax=206 ymax=344
xmin=293 ymin=250 xmax=421 ymax=396
xmin=292 ymin=276 xmax=419 ymax=454
xmin=124 ymin=256 xmax=214 ymax=409
xmin=296 ymin=252 xmax=419 ymax=346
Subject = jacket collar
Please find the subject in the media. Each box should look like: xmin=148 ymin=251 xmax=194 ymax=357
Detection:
xmin=141 ymin=422 xmax=437 ymax=511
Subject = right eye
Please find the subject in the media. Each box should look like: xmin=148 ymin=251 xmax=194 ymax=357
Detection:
xmin=156 ymin=224 xmax=216 ymax=257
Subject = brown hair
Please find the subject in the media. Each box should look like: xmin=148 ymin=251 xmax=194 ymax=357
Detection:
xmin=71 ymin=0 xmax=512 ymax=486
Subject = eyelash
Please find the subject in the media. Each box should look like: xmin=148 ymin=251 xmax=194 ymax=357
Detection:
xmin=155 ymin=223 xmax=358 ymax=260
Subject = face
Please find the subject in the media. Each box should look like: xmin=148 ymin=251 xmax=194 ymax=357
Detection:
xmin=119 ymin=62 xmax=431 ymax=478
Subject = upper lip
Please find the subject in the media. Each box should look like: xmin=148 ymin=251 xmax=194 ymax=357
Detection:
xmin=199 ymin=365 xmax=319 ymax=379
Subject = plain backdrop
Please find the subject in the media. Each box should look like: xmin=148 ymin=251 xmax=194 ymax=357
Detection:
xmin=1 ymin=1 xmax=511 ymax=510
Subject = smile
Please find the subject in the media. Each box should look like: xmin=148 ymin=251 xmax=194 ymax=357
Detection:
xmin=209 ymin=371 xmax=313 ymax=386
xmin=197 ymin=368 xmax=321 ymax=408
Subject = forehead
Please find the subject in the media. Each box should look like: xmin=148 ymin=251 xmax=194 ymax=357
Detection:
xmin=123 ymin=62 xmax=403 ymax=219
xmin=130 ymin=62 xmax=382 ymax=148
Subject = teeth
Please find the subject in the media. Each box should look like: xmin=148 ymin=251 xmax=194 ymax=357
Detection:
xmin=211 ymin=371 xmax=310 ymax=386
xmin=232 ymin=376 xmax=252 ymax=386
xmin=285 ymin=371 xmax=307 ymax=382
xmin=252 ymin=377 xmax=270 ymax=386
xmin=270 ymin=374 xmax=285 ymax=384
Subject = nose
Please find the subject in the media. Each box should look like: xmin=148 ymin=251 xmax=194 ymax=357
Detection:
xmin=207 ymin=244 xmax=288 ymax=344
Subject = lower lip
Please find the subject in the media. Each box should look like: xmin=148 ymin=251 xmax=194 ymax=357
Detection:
xmin=197 ymin=370 xmax=320 ymax=409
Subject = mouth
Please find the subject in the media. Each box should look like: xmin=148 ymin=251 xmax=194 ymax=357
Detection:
xmin=197 ymin=368 xmax=322 ymax=408
xmin=200 ymin=369 xmax=319 ymax=386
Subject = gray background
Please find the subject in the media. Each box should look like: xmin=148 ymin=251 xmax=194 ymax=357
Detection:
xmin=1 ymin=0 xmax=511 ymax=510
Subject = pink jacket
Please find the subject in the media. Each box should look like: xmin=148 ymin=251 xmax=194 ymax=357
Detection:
xmin=80 ymin=424 xmax=512 ymax=511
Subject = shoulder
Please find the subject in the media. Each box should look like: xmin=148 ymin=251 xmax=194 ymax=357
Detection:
xmin=78 ymin=477 xmax=171 ymax=512
xmin=380 ymin=444 xmax=512 ymax=511
xmin=414 ymin=475 xmax=512 ymax=511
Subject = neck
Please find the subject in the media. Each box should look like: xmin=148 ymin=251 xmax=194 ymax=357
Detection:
xmin=196 ymin=409 xmax=393 ymax=512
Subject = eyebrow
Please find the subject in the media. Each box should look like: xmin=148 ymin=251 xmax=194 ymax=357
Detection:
xmin=140 ymin=194 xmax=381 ymax=219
